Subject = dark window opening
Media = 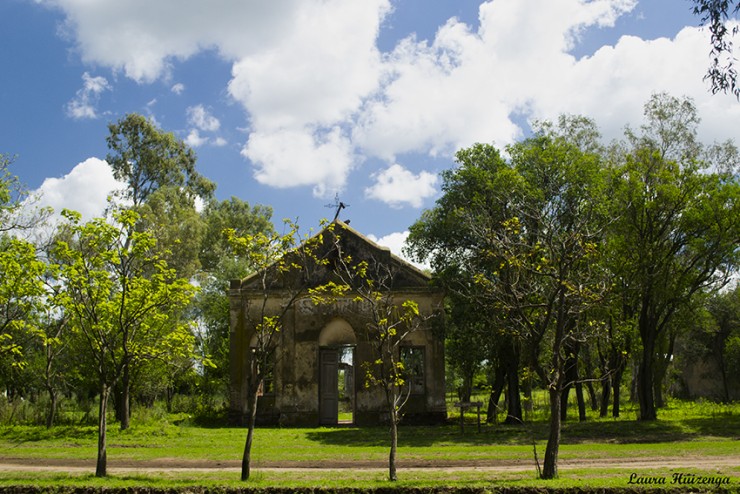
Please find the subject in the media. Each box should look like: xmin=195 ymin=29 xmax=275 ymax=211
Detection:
xmin=401 ymin=346 xmax=425 ymax=395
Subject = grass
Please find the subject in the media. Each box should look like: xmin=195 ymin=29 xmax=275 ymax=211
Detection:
xmin=0 ymin=398 xmax=738 ymax=490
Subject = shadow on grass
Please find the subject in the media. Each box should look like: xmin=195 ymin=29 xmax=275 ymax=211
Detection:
xmin=305 ymin=422 xmax=535 ymax=448
xmin=305 ymin=411 xmax=740 ymax=449
xmin=0 ymin=425 xmax=97 ymax=443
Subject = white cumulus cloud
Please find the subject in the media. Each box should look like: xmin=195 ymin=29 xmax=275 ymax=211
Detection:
xmin=31 ymin=157 xmax=124 ymax=222
xmin=243 ymin=126 xmax=355 ymax=197
xmin=185 ymin=129 xmax=208 ymax=148
xmin=367 ymin=230 xmax=429 ymax=271
xmin=365 ymin=164 xmax=438 ymax=208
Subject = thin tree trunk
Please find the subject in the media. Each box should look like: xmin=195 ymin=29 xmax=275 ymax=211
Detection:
xmin=459 ymin=371 xmax=473 ymax=403
xmin=389 ymin=406 xmax=398 ymax=482
xmin=583 ymin=346 xmax=599 ymax=411
xmin=503 ymin=342 xmax=522 ymax=424
xmin=575 ymin=381 xmax=586 ymax=421
xmin=96 ymin=385 xmax=110 ymax=477
xmin=45 ymin=341 xmax=58 ymax=429
xmin=46 ymin=388 xmax=58 ymax=429
xmin=600 ymin=377 xmax=611 ymax=418
xmin=120 ymin=364 xmax=131 ymax=430
xmin=241 ymin=387 xmax=260 ymax=481
xmin=612 ymin=366 xmax=623 ymax=418
xmin=541 ymin=386 xmax=561 ymax=479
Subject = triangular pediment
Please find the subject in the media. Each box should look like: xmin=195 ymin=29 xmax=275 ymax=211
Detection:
xmin=234 ymin=220 xmax=431 ymax=292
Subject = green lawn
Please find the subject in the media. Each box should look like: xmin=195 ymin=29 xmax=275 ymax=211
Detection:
xmin=0 ymin=399 xmax=738 ymax=489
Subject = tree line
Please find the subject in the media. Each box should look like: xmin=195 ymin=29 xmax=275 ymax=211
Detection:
xmin=405 ymin=93 xmax=740 ymax=478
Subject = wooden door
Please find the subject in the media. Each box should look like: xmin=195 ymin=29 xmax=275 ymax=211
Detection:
xmin=319 ymin=348 xmax=339 ymax=425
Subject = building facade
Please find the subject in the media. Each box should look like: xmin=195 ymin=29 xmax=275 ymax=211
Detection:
xmin=228 ymin=221 xmax=446 ymax=426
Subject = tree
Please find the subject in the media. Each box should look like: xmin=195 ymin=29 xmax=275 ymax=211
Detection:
xmin=692 ymin=0 xmax=740 ymax=98
xmin=443 ymin=292 xmax=486 ymax=405
xmin=225 ymin=220 xmax=324 ymax=481
xmin=706 ymin=284 xmax=740 ymax=401
xmin=106 ymin=114 xmax=215 ymax=207
xmin=105 ymin=114 xmax=214 ymax=428
xmin=0 ymin=154 xmax=51 ymax=376
xmin=408 ymin=122 xmax=610 ymax=479
xmin=405 ymin=143 xmax=524 ymax=425
xmin=52 ymin=208 xmax=197 ymax=477
xmin=310 ymin=223 xmax=438 ymax=482
xmin=0 ymin=236 xmax=46 ymax=370
xmin=608 ymin=93 xmax=740 ymax=420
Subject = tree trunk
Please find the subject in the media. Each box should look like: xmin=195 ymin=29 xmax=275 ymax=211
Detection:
xmin=582 ymin=346 xmax=599 ymax=411
xmin=637 ymin=336 xmax=657 ymax=420
xmin=612 ymin=366 xmax=623 ymax=418
xmin=46 ymin=388 xmax=58 ymax=429
xmin=504 ymin=364 xmax=522 ymax=424
xmin=541 ymin=386 xmax=561 ymax=479
xmin=389 ymin=406 xmax=398 ymax=482
xmin=96 ymin=385 xmax=110 ymax=477
xmin=241 ymin=386 xmax=260 ymax=481
xmin=575 ymin=381 xmax=586 ymax=421
xmin=599 ymin=377 xmax=611 ymax=418
xmin=503 ymin=340 xmax=522 ymax=424
xmin=560 ymin=385 xmax=570 ymax=421
xmin=487 ymin=363 xmax=506 ymax=423
xmin=458 ymin=370 xmax=473 ymax=403
xmin=120 ymin=364 xmax=131 ymax=430
xmin=652 ymin=330 xmax=676 ymax=409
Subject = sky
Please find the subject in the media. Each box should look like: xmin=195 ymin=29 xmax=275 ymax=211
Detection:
xmin=1 ymin=0 xmax=739 ymax=262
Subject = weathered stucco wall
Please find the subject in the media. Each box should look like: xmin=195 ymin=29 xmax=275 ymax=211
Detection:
xmin=228 ymin=221 xmax=446 ymax=427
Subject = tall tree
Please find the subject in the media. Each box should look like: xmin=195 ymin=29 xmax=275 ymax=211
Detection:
xmin=105 ymin=114 xmax=214 ymax=428
xmin=408 ymin=121 xmax=610 ymax=479
xmin=106 ymin=114 xmax=215 ymax=207
xmin=52 ymin=208 xmax=197 ymax=477
xmin=405 ymin=143 xmax=525 ymax=424
xmin=608 ymin=93 xmax=740 ymax=420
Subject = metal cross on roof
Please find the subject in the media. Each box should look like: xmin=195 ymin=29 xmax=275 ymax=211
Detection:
xmin=325 ymin=193 xmax=349 ymax=222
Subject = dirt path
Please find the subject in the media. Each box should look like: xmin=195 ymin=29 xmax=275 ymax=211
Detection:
xmin=1 ymin=455 xmax=738 ymax=474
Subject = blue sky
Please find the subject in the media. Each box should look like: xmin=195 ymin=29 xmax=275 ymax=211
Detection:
xmin=1 ymin=0 xmax=738 ymax=260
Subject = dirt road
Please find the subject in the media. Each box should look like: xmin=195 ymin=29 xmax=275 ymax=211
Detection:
xmin=1 ymin=455 xmax=738 ymax=474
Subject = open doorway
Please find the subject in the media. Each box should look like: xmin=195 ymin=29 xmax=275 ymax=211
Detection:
xmin=337 ymin=346 xmax=354 ymax=424
xmin=319 ymin=345 xmax=355 ymax=425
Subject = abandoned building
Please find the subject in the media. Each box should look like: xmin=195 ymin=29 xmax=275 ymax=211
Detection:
xmin=228 ymin=220 xmax=446 ymax=426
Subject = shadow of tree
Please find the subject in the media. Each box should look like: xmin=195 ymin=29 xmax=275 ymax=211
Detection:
xmin=305 ymin=412 xmax=740 ymax=449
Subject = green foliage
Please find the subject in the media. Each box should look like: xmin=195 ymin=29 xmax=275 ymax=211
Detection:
xmin=692 ymin=0 xmax=740 ymax=98
xmin=608 ymin=93 xmax=740 ymax=420
xmin=51 ymin=206 xmax=198 ymax=475
xmin=106 ymin=114 xmax=215 ymax=207
xmin=52 ymin=207 xmax=198 ymax=382
xmin=0 ymin=236 xmax=46 ymax=369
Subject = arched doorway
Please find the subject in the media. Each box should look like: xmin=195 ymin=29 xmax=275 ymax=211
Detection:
xmin=318 ymin=318 xmax=356 ymax=425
